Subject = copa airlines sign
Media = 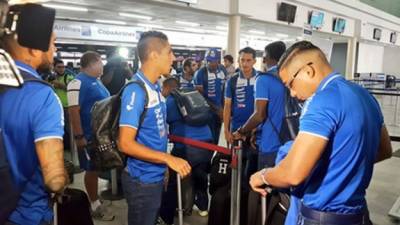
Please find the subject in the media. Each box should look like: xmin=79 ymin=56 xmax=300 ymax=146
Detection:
xmin=54 ymin=20 xmax=143 ymax=43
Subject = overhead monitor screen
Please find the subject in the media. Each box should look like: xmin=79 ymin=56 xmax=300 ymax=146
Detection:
xmin=333 ymin=18 xmax=346 ymax=33
xmin=277 ymin=2 xmax=297 ymax=23
xmin=309 ymin=11 xmax=324 ymax=29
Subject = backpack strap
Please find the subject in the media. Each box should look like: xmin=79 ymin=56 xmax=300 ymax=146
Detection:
xmin=229 ymin=73 xmax=239 ymax=109
xmin=118 ymin=80 xmax=149 ymax=127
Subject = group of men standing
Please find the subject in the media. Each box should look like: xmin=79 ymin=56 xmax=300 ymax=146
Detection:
xmin=0 ymin=13 xmax=393 ymax=225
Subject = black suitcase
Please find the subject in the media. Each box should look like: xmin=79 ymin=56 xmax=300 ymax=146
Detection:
xmin=56 ymin=188 xmax=94 ymax=225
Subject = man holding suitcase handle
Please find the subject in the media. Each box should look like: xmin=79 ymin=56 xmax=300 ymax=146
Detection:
xmin=250 ymin=41 xmax=392 ymax=225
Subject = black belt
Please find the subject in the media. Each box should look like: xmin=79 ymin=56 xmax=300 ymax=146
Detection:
xmin=300 ymin=204 xmax=370 ymax=224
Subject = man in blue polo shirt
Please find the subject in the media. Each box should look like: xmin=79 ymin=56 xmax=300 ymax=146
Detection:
xmin=250 ymin=41 xmax=393 ymax=225
xmin=233 ymin=42 xmax=286 ymax=169
xmin=175 ymin=58 xmax=197 ymax=90
xmin=194 ymin=48 xmax=227 ymax=144
xmin=224 ymin=47 xmax=258 ymax=187
xmin=117 ymin=31 xmax=191 ymax=225
xmin=0 ymin=30 xmax=68 ymax=225
xmin=67 ymin=51 xmax=113 ymax=221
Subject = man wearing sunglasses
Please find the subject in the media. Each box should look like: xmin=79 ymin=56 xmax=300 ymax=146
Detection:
xmin=249 ymin=41 xmax=392 ymax=225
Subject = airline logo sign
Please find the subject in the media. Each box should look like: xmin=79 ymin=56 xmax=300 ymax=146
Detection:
xmin=54 ymin=20 xmax=143 ymax=43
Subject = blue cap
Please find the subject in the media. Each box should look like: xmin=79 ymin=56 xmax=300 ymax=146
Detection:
xmin=205 ymin=48 xmax=220 ymax=62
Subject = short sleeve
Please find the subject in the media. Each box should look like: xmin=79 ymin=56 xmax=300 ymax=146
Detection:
xmin=224 ymin=77 xmax=233 ymax=99
xmin=166 ymin=96 xmax=181 ymax=124
xmin=194 ymin=69 xmax=204 ymax=87
xmin=254 ymin=75 xmax=270 ymax=100
xmin=31 ymin=87 xmax=64 ymax=142
xmin=119 ymin=83 xmax=146 ymax=129
xmin=299 ymin=94 xmax=337 ymax=140
xmin=67 ymin=79 xmax=81 ymax=107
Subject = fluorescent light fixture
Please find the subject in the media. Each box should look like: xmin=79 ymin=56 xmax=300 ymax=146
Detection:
xmin=137 ymin=23 xmax=164 ymax=29
xmin=211 ymin=30 xmax=227 ymax=36
xmin=249 ymin=30 xmax=265 ymax=35
xmin=43 ymin=4 xmax=88 ymax=12
xmin=276 ymin=33 xmax=289 ymax=38
xmin=216 ymin=26 xmax=228 ymax=31
xmin=119 ymin=13 xmax=152 ymax=20
xmin=184 ymin=28 xmax=205 ymax=33
xmin=95 ymin=19 xmax=127 ymax=25
xmin=118 ymin=47 xmax=129 ymax=59
xmin=176 ymin=20 xmax=199 ymax=27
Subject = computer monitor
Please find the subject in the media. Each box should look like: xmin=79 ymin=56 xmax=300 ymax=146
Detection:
xmin=390 ymin=32 xmax=397 ymax=44
xmin=332 ymin=18 xmax=346 ymax=33
xmin=373 ymin=28 xmax=382 ymax=41
xmin=277 ymin=2 xmax=297 ymax=23
xmin=309 ymin=11 xmax=324 ymax=29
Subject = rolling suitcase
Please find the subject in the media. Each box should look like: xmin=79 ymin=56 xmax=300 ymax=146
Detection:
xmin=55 ymin=188 xmax=94 ymax=225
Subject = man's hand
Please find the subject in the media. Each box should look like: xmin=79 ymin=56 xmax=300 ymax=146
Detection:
xmin=225 ymin=130 xmax=233 ymax=147
xmin=250 ymin=170 xmax=268 ymax=197
xmin=166 ymin=155 xmax=191 ymax=178
xmin=250 ymin=130 xmax=257 ymax=150
xmin=76 ymin=137 xmax=87 ymax=151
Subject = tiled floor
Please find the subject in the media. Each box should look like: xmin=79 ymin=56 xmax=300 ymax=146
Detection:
xmin=68 ymin=94 xmax=400 ymax=225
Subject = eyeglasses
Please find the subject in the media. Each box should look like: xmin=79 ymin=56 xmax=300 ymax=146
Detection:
xmin=286 ymin=62 xmax=313 ymax=89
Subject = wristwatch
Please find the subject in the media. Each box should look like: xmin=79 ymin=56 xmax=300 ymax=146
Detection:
xmin=74 ymin=134 xmax=85 ymax=140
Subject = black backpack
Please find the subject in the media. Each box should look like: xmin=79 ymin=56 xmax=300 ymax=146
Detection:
xmin=90 ymin=80 xmax=148 ymax=171
xmin=0 ymin=73 xmax=51 ymax=224
xmin=170 ymin=89 xmax=211 ymax=126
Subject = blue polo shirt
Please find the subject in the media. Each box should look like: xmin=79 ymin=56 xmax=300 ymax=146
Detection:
xmin=166 ymin=95 xmax=212 ymax=148
xmin=224 ymin=70 xmax=257 ymax=131
xmin=67 ymin=73 xmax=110 ymax=141
xmin=254 ymin=72 xmax=285 ymax=153
xmin=119 ymin=71 xmax=168 ymax=183
xmin=194 ymin=66 xmax=226 ymax=108
xmin=0 ymin=61 xmax=64 ymax=225
xmin=176 ymin=73 xmax=195 ymax=91
xmin=299 ymin=72 xmax=383 ymax=214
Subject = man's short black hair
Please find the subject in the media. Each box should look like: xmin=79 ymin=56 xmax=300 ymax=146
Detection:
xmin=53 ymin=57 xmax=64 ymax=67
xmin=223 ymin=54 xmax=234 ymax=63
xmin=163 ymin=76 xmax=179 ymax=87
xmin=239 ymin=47 xmax=256 ymax=59
xmin=277 ymin=41 xmax=320 ymax=72
xmin=183 ymin=58 xmax=194 ymax=70
xmin=265 ymin=41 xmax=286 ymax=62
xmin=137 ymin=31 xmax=168 ymax=62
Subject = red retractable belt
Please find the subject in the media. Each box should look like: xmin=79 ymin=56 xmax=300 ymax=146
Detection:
xmin=168 ymin=135 xmax=241 ymax=168
xmin=168 ymin=135 xmax=231 ymax=155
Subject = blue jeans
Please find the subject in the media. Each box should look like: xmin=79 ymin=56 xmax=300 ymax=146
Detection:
xmin=121 ymin=171 xmax=163 ymax=225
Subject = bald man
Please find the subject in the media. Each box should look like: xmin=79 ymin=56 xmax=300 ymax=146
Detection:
xmin=249 ymin=41 xmax=392 ymax=225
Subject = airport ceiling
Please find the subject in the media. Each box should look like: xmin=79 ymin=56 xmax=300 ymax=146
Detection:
xmin=360 ymin=0 xmax=400 ymax=19
xmin=47 ymin=0 xmax=349 ymax=43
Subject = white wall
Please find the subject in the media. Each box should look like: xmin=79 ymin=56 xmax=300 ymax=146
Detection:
xmin=383 ymin=45 xmax=400 ymax=76
xmin=357 ymin=42 xmax=384 ymax=73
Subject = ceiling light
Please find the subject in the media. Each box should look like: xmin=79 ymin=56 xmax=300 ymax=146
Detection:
xmin=137 ymin=23 xmax=164 ymax=29
xmin=184 ymin=28 xmax=205 ymax=33
xmin=276 ymin=33 xmax=289 ymax=38
xmin=95 ymin=19 xmax=127 ymax=25
xmin=43 ymin=3 xmax=88 ymax=12
xmin=176 ymin=20 xmax=200 ymax=27
xmin=249 ymin=30 xmax=265 ymax=35
xmin=216 ymin=26 xmax=228 ymax=31
xmin=118 ymin=47 xmax=129 ymax=59
xmin=119 ymin=13 xmax=152 ymax=20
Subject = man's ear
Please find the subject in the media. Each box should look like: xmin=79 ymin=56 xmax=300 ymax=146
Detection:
xmin=305 ymin=65 xmax=316 ymax=79
xmin=28 ymin=48 xmax=42 ymax=58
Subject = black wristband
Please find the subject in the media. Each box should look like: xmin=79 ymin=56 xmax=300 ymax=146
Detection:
xmin=74 ymin=134 xmax=85 ymax=140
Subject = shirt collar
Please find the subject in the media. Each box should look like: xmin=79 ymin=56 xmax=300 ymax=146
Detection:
xmin=267 ymin=65 xmax=278 ymax=73
xmin=79 ymin=72 xmax=97 ymax=81
xmin=15 ymin=60 xmax=41 ymax=79
xmin=136 ymin=70 xmax=157 ymax=90
xmin=317 ymin=71 xmax=342 ymax=92
xmin=239 ymin=69 xmax=257 ymax=79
